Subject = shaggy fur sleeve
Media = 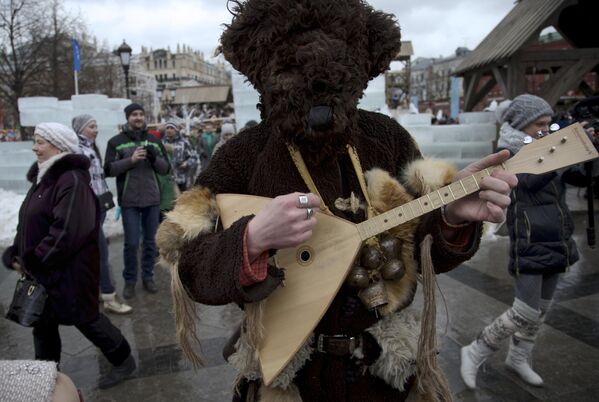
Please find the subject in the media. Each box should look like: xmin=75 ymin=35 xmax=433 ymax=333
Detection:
xmin=157 ymin=131 xmax=284 ymax=305
xmin=177 ymin=216 xmax=285 ymax=305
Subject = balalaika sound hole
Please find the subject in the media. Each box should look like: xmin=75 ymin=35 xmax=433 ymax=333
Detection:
xmin=297 ymin=246 xmax=314 ymax=266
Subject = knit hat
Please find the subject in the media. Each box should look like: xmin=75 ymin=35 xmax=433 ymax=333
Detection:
xmin=165 ymin=121 xmax=178 ymax=130
xmin=221 ymin=122 xmax=236 ymax=135
xmin=71 ymin=114 xmax=95 ymax=135
xmin=34 ymin=122 xmax=79 ymax=153
xmin=500 ymin=94 xmax=553 ymax=131
xmin=124 ymin=103 xmax=144 ymax=120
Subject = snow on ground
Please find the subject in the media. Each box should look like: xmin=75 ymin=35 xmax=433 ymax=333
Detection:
xmin=0 ymin=189 xmax=25 ymax=247
xmin=0 ymin=188 xmax=123 ymax=248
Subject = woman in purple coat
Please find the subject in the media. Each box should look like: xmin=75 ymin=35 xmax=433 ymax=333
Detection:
xmin=2 ymin=123 xmax=135 ymax=389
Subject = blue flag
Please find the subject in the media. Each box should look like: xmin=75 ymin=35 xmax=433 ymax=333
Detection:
xmin=72 ymin=38 xmax=81 ymax=72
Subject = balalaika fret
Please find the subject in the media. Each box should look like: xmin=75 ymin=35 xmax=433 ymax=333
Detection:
xmin=216 ymin=123 xmax=598 ymax=386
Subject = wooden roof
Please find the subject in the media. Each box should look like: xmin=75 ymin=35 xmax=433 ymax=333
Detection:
xmin=394 ymin=41 xmax=414 ymax=61
xmin=173 ymin=85 xmax=231 ymax=104
xmin=455 ymin=0 xmax=566 ymax=75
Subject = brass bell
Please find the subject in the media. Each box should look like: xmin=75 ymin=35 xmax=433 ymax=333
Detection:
xmin=379 ymin=236 xmax=401 ymax=260
xmin=361 ymin=246 xmax=383 ymax=270
xmin=380 ymin=259 xmax=405 ymax=281
xmin=358 ymin=280 xmax=388 ymax=310
xmin=347 ymin=266 xmax=370 ymax=289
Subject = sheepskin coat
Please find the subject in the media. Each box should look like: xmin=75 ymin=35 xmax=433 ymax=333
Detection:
xmin=158 ymin=110 xmax=482 ymax=401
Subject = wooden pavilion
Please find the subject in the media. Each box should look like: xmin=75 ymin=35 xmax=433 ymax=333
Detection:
xmin=455 ymin=0 xmax=599 ymax=110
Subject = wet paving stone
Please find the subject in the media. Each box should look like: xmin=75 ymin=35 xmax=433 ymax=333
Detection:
xmin=1 ymin=212 xmax=598 ymax=401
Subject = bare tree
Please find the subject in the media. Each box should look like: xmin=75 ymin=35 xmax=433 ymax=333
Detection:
xmin=77 ymin=38 xmax=123 ymax=98
xmin=1 ymin=0 xmax=127 ymax=130
xmin=0 ymin=0 xmax=50 ymax=127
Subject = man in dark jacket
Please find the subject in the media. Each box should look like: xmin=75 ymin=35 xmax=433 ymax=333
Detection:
xmin=104 ymin=104 xmax=170 ymax=299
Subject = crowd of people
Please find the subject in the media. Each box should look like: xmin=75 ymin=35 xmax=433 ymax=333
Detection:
xmin=0 ymin=128 xmax=19 ymax=142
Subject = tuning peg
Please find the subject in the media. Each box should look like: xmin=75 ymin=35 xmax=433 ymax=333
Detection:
xmin=550 ymin=146 xmax=556 ymax=153
xmin=561 ymin=136 xmax=568 ymax=143
xmin=538 ymin=157 xmax=545 ymax=163
xmin=523 ymin=135 xmax=533 ymax=144
xmin=550 ymin=123 xmax=560 ymax=132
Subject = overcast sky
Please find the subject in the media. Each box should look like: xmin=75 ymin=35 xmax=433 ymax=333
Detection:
xmin=64 ymin=0 xmax=515 ymax=61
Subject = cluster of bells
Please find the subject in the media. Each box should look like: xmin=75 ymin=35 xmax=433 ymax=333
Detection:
xmin=346 ymin=235 xmax=406 ymax=311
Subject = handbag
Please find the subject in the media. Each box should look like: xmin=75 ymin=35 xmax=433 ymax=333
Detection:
xmin=5 ymin=274 xmax=48 ymax=327
xmin=98 ymin=191 xmax=115 ymax=212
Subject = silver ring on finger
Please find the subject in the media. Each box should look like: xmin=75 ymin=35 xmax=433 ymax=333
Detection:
xmin=305 ymin=207 xmax=314 ymax=220
xmin=298 ymin=195 xmax=309 ymax=208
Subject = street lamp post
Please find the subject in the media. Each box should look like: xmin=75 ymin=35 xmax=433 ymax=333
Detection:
xmin=117 ymin=40 xmax=132 ymax=99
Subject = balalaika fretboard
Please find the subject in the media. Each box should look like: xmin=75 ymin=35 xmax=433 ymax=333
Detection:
xmin=356 ymin=168 xmax=493 ymax=240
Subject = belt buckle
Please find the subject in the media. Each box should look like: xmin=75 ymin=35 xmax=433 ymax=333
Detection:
xmin=317 ymin=334 xmax=357 ymax=354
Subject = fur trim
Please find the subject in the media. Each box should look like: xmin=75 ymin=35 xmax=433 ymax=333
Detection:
xmin=156 ymin=186 xmax=218 ymax=265
xmin=402 ymin=159 xmax=456 ymax=196
xmin=26 ymin=153 xmax=90 ymax=184
xmin=165 ymin=186 xmax=218 ymax=240
xmin=366 ymin=308 xmax=421 ymax=391
xmin=229 ymin=333 xmax=314 ymax=390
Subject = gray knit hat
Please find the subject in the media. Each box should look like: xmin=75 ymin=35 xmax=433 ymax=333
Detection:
xmin=71 ymin=114 xmax=95 ymax=135
xmin=501 ymin=94 xmax=553 ymax=131
xmin=34 ymin=122 xmax=79 ymax=153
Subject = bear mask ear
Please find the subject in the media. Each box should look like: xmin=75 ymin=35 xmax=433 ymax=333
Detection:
xmin=219 ymin=1 xmax=264 ymax=88
xmin=366 ymin=10 xmax=402 ymax=79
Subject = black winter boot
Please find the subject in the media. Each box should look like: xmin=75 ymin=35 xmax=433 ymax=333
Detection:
xmin=98 ymin=354 xmax=136 ymax=389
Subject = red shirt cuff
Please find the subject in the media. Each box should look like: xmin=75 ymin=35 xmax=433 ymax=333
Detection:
xmin=240 ymin=226 xmax=269 ymax=286
xmin=442 ymin=223 xmax=476 ymax=251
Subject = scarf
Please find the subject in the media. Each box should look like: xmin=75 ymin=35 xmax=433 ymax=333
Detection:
xmin=37 ymin=152 xmax=69 ymax=184
xmin=497 ymin=122 xmax=527 ymax=155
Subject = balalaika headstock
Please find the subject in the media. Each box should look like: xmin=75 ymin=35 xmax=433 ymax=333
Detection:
xmin=504 ymin=123 xmax=599 ymax=175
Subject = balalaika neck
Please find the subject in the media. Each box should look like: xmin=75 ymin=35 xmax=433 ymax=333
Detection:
xmin=355 ymin=168 xmax=494 ymax=240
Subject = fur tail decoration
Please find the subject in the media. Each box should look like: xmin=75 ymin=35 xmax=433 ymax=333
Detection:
xmin=170 ymin=260 xmax=204 ymax=368
xmin=156 ymin=187 xmax=220 ymax=368
xmin=416 ymin=235 xmax=453 ymax=402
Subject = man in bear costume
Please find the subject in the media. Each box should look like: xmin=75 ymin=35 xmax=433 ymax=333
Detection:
xmin=157 ymin=1 xmax=516 ymax=400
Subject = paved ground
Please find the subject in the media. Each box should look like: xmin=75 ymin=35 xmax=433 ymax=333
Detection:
xmin=1 ymin=191 xmax=598 ymax=402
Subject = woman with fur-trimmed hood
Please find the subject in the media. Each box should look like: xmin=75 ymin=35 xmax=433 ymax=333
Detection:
xmin=157 ymin=1 xmax=517 ymax=401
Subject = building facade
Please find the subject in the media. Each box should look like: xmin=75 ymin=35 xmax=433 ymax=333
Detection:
xmin=409 ymin=47 xmax=471 ymax=114
xmin=138 ymin=44 xmax=231 ymax=117
xmin=140 ymin=44 xmax=230 ymax=90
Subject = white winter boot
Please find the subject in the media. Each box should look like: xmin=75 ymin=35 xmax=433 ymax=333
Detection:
xmin=460 ymin=339 xmax=494 ymax=389
xmin=101 ymin=292 xmax=133 ymax=314
xmin=461 ymin=298 xmax=539 ymax=389
xmin=507 ymin=299 xmax=549 ymax=387
xmin=505 ymin=336 xmax=543 ymax=386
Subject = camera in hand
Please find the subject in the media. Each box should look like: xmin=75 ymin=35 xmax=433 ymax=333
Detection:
xmin=571 ymin=96 xmax=599 ymax=150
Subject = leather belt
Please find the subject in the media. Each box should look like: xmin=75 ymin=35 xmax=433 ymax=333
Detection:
xmin=316 ymin=334 xmax=362 ymax=356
